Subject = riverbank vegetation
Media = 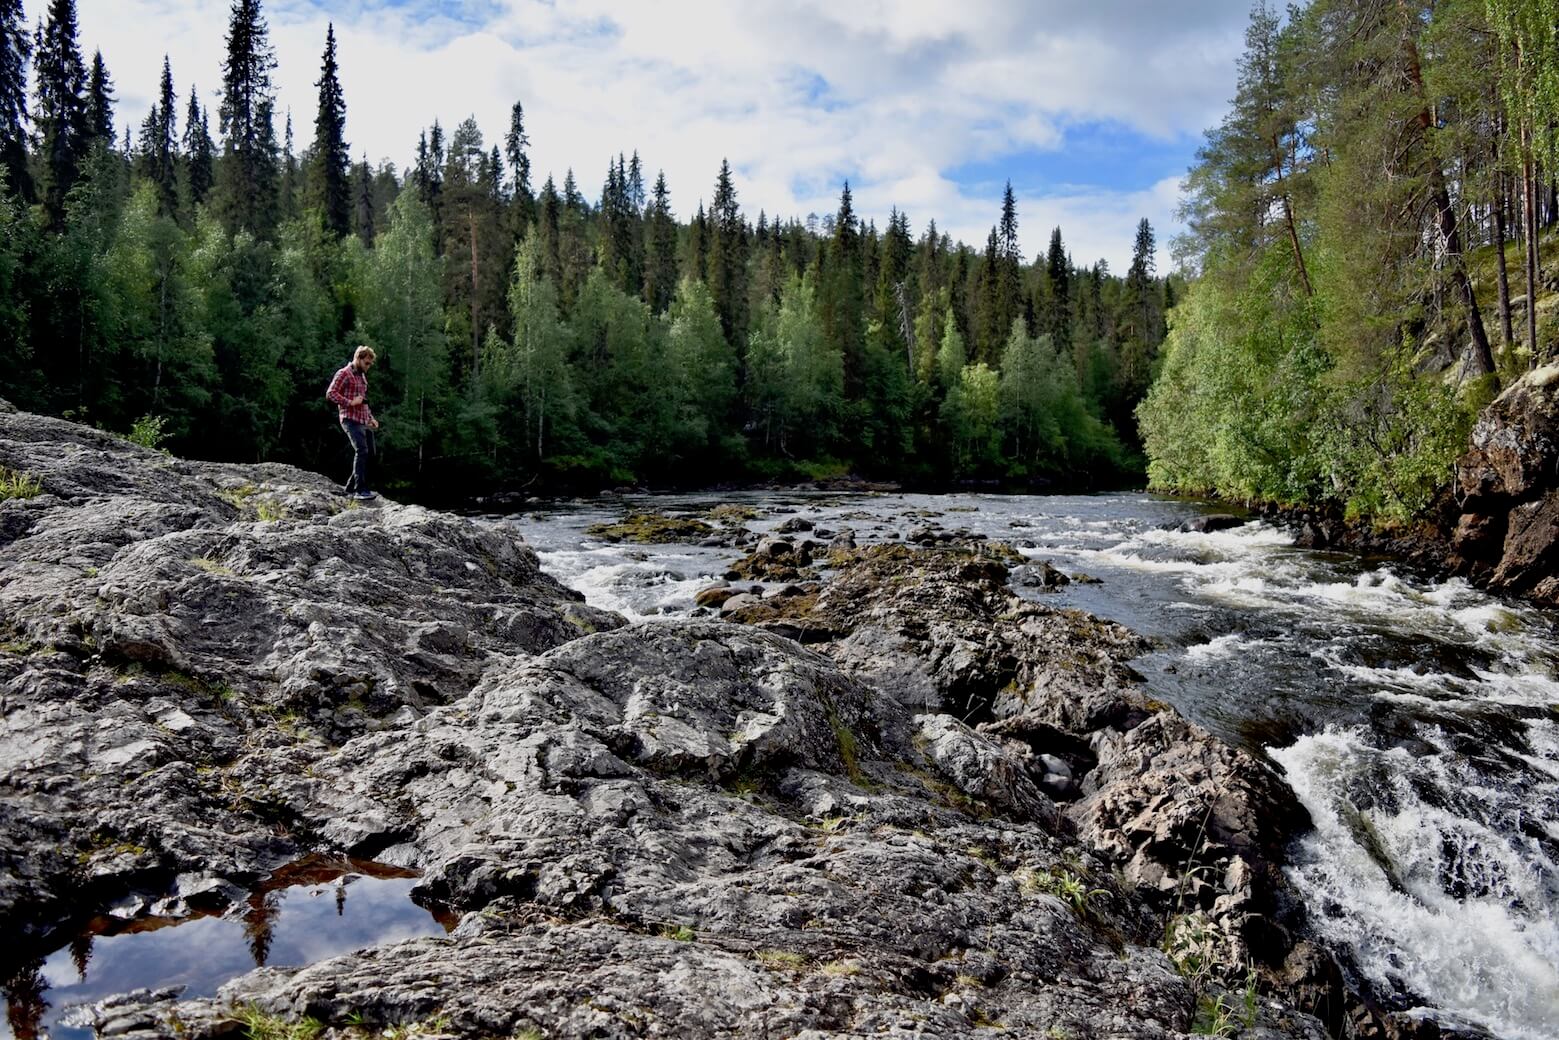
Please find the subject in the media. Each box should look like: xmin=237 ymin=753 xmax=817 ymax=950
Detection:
xmin=0 ymin=0 xmax=1175 ymax=498
xmin=1139 ymin=0 xmax=1559 ymax=522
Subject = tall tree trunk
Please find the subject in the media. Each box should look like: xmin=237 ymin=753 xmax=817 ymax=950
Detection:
xmin=469 ymin=211 xmax=481 ymax=378
xmin=1401 ymin=17 xmax=1498 ymax=384
xmin=1272 ymin=135 xmax=1314 ymax=296
xmin=1522 ymin=128 xmax=1539 ymax=362
xmin=1496 ymin=165 xmax=1515 ymax=351
xmin=1495 ymin=114 xmax=1514 ymax=352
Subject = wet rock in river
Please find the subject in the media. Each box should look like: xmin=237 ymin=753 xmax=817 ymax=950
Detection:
xmin=1177 ymin=513 xmax=1245 ymax=534
xmin=584 ymin=511 xmax=716 ymax=544
xmin=693 ymin=582 xmax=736 ymax=608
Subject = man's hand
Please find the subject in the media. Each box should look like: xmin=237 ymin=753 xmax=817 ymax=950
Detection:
xmin=349 ymin=395 xmax=365 ymax=407
xmin=368 ymin=418 xmax=380 ymax=430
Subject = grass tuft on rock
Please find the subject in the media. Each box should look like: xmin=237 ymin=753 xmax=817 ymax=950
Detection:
xmin=0 ymin=465 xmax=42 ymax=500
xmin=234 ymin=1005 xmax=325 ymax=1040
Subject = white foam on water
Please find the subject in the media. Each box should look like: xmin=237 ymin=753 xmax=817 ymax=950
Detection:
xmin=1272 ymin=728 xmax=1559 ymax=1040
xmin=1183 ymin=633 xmax=1250 ymax=662
xmin=1133 ymin=520 xmax=1297 ymax=551
xmin=1330 ymin=662 xmax=1470 ymax=699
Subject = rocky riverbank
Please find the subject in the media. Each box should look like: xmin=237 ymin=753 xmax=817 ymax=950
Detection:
xmin=1253 ymin=364 xmax=1559 ymax=610
xmin=0 ymin=401 xmax=1428 ymax=1038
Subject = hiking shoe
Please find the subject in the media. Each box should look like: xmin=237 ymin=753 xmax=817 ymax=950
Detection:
xmin=353 ymin=491 xmax=377 ymax=501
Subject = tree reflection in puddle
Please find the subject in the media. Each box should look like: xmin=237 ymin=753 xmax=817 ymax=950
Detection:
xmin=1 ymin=857 xmax=453 ymax=1040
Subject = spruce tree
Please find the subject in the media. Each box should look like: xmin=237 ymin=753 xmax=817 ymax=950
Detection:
xmin=279 ymin=109 xmax=298 ymax=221
xmin=994 ymin=181 xmax=1023 ymax=345
xmin=138 ymin=56 xmax=177 ymax=217
xmin=537 ymin=173 xmax=560 ymax=284
xmin=824 ymin=181 xmax=866 ymax=400
xmin=352 ymin=155 xmax=373 ymax=244
xmin=0 ymin=0 xmax=31 ymax=199
xmin=643 ymin=169 xmax=676 ymax=314
xmin=706 ymin=158 xmax=746 ymax=344
xmin=503 ymin=99 xmax=532 ymax=226
xmin=627 ymin=151 xmax=644 ymax=212
xmin=84 ymin=49 xmax=112 ymax=145
xmin=310 ymin=23 xmax=349 ymax=236
xmin=1044 ymin=226 xmax=1071 ymax=354
xmin=183 ymin=87 xmax=214 ymax=205
xmin=33 ymin=0 xmax=89 ymax=225
xmin=215 ymin=0 xmax=279 ymax=235
xmin=1126 ymin=218 xmax=1156 ymax=339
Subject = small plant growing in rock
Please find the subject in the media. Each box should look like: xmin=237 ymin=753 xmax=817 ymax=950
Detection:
xmin=1019 ymin=867 xmax=1107 ymax=917
xmin=190 ymin=556 xmax=235 ymax=576
xmin=127 ymin=414 xmax=170 ymax=451
xmin=755 ymin=949 xmax=807 ymax=969
xmin=234 ymin=1005 xmax=324 ymax=1040
xmin=254 ymin=498 xmax=288 ymax=522
xmin=0 ymin=466 xmax=42 ymax=500
xmin=660 ymin=923 xmax=696 ymax=942
xmin=819 ymin=959 xmax=862 ymax=977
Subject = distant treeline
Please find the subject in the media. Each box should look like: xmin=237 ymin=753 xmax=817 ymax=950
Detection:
xmin=1140 ymin=0 xmax=1559 ymax=522
xmin=0 ymin=0 xmax=1175 ymax=496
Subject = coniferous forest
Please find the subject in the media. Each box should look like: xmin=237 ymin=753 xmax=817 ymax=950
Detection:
xmin=0 ymin=0 xmax=1175 ymax=500
xmin=1141 ymin=0 xmax=1559 ymax=522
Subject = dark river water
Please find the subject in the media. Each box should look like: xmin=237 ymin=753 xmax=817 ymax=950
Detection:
xmin=516 ymin=489 xmax=1559 ymax=1040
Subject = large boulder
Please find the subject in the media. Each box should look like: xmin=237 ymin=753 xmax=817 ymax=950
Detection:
xmin=1452 ymin=364 xmax=1559 ymax=601
xmin=1457 ymin=363 xmax=1559 ymax=504
xmin=0 ymin=408 xmax=620 ymax=941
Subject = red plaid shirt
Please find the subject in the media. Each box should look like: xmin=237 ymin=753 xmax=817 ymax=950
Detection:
xmin=326 ymin=364 xmax=374 ymax=425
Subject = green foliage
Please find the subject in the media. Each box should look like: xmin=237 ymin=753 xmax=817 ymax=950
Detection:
xmin=127 ymin=414 xmax=170 ymax=450
xmin=1145 ymin=0 xmax=1530 ymax=525
xmin=235 ymin=1005 xmax=324 ymax=1040
xmin=1018 ymin=866 xmax=1108 ymax=918
xmin=0 ymin=465 xmax=42 ymax=499
xmin=1 ymin=35 xmax=1172 ymax=496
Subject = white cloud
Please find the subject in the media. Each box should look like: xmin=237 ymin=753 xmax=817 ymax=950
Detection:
xmin=71 ymin=0 xmax=1243 ymax=269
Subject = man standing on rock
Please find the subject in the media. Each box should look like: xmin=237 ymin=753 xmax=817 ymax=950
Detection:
xmin=326 ymin=346 xmax=380 ymax=501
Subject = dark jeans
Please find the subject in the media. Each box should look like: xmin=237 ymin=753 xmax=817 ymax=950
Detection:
xmin=341 ymin=419 xmax=375 ymax=493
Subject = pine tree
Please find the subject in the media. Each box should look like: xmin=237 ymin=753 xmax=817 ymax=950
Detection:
xmin=84 ymin=49 xmax=111 ymax=145
xmin=0 ymin=0 xmax=31 ymax=199
xmin=310 ymin=23 xmax=350 ymax=236
xmin=439 ymin=116 xmax=501 ymax=378
xmin=215 ymin=0 xmax=279 ymax=236
xmin=183 ymin=87 xmax=214 ymax=205
xmin=33 ymin=0 xmax=89 ymax=225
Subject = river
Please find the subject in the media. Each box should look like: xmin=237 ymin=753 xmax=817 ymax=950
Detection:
xmin=513 ymin=488 xmax=1559 ymax=1040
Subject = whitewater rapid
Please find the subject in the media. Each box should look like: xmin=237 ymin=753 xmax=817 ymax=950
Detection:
xmin=507 ymin=490 xmax=1559 ymax=1039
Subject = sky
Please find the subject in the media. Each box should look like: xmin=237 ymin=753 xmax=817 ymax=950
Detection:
xmin=69 ymin=0 xmax=1252 ymax=272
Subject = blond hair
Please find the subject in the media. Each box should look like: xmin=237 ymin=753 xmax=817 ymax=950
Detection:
xmin=353 ymin=345 xmax=377 ymax=364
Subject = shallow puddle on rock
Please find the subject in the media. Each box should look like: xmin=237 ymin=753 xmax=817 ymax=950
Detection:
xmin=2 ymin=857 xmax=454 ymax=1040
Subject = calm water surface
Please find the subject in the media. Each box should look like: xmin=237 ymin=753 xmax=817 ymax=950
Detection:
xmin=1 ymin=859 xmax=450 ymax=1040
